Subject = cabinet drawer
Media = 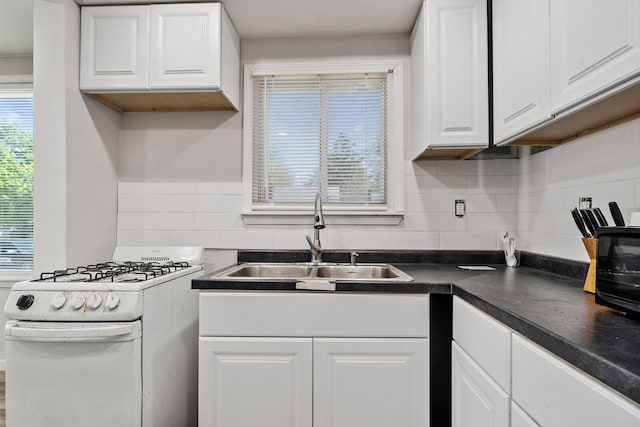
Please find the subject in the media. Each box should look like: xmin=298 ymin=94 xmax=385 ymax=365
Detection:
xmin=512 ymin=334 xmax=640 ymax=426
xmin=452 ymin=297 xmax=511 ymax=392
xmin=199 ymin=292 xmax=429 ymax=338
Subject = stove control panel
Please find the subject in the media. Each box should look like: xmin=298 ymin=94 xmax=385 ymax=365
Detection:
xmin=5 ymin=290 xmax=144 ymax=322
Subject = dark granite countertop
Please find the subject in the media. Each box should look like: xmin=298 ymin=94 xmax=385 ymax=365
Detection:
xmin=193 ymin=251 xmax=640 ymax=405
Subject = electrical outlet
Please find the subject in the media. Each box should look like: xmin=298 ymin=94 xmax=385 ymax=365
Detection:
xmin=455 ymin=200 xmax=465 ymax=217
xmin=579 ymin=197 xmax=592 ymax=210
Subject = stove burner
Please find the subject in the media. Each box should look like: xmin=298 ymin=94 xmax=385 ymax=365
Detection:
xmin=37 ymin=261 xmax=191 ymax=283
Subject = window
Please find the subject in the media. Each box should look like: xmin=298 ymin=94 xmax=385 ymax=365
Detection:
xmin=0 ymin=85 xmax=33 ymax=271
xmin=243 ymin=60 xmax=404 ymax=225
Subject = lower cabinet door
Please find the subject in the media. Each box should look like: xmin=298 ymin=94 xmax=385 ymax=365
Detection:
xmin=313 ymin=338 xmax=429 ymax=427
xmin=452 ymin=341 xmax=510 ymax=427
xmin=199 ymin=337 xmax=313 ymax=427
xmin=511 ymin=402 xmax=539 ymax=427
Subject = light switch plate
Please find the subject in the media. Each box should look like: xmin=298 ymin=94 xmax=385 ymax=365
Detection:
xmin=455 ymin=199 xmax=465 ymax=217
xmin=579 ymin=197 xmax=592 ymax=210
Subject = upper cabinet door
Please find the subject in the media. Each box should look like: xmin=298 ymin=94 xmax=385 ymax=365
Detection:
xmin=411 ymin=0 xmax=488 ymax=159
xmin=550 ymin=0 xmax=640 ymax=113
xmin=80 ymin=6 xmax=150 ymax=90
xmin=493 ymin=0 xmax=552 ymax=144
xmin=149 ymin=3 xmax=221 ymax=90
xmin=426 ymin=0 xmax=488 ymax=149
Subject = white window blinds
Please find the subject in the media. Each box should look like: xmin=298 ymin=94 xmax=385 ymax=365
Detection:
xmin=0 ymin=88 xmax=33 ymax=271
xmin=252 ymin=72 xmax=388 ymax=206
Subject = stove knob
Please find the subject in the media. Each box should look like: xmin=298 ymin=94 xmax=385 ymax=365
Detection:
xmin=50 ymin=293 xmax=66 ymax=310
xmin=86 ymin=293 xmax=103 ymax=310
xmin=70 ymin=294 xmax=86 ymax=310
xmin=16 ymin=294 xmax=34 ymax=310
xmin=105 ymin=294 xmax=120 ymax=311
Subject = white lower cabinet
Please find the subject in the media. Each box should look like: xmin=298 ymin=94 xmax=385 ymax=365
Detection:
xmin=198 ymin=338 xmax=313 ymax=427
xmin=453 ymin=296 xmax=640 ymax=427
xmin=452 ymin=342 xmax=510 ymax=427
xmin=198 ymin=292 xmax=430 ymax=427
xmin=510 ymin=402 xmax=539 ymax=427
xmin=512 ymin=334 xmax=640 ymax=427
xmin=199 ymin=337 xmax=428 ymax=427
xmin=314 ymin=338 xmax=428 ymax=427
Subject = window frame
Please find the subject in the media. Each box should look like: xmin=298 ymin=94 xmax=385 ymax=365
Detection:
xmin=0 ymin=75 xmax=34 ymax=281
xmin=242 ymin=59 xmax=405 ymax=226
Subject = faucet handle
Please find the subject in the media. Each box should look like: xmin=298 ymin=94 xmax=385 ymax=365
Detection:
xmin=350 ymin=251 xmax=359 ymax=266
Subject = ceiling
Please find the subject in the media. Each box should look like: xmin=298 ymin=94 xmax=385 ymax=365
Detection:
xmin=221 ymin=0 xmax=423 ymax=39
xmin=0 ymin=0 xmax=33 ymax=55
xmin=0 ymin=0 xmax=422 ymax=56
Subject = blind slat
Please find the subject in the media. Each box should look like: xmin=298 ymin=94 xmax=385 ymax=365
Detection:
xmin=252 ymin=72 xmax=388 ymax=205
xmin=0 ymin=88 xmax=34 ymax=271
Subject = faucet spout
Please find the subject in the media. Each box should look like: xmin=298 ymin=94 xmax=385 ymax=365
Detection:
xmin=307 ymin=192 xmax=325 ymax=264
xmin=314 ymin=192 xmax=325 ymax=230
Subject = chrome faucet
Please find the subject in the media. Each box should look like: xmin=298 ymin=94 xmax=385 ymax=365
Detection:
xmin=305 ymin=192 xmax=325 ymax=264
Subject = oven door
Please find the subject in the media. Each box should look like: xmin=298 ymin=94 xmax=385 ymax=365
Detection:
xmin=5 ymin=320 xmax=142 ymax=427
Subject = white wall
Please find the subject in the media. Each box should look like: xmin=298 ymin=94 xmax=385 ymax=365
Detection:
xmin=34 ymin=0 xmax=120 ymax=272
xmin=117 ymin=34 xmax=519 ymax=255
xmin=0 ymin=56 xmax=32 ymax=76
xmin=518 ymin=117 xmax=640 ymax=262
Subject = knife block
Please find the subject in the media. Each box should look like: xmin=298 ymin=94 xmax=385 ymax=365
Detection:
xmin=582 ymin=237 xmax=597 ymax=293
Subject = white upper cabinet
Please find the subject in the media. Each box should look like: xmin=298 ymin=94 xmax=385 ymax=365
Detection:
xmin=80 ymin=6 xmax=150 ymax=90
xmin=411 ymin=0 xmax=488 ymax=160
xmin=550 ymin=0 xmax=640 ymax=113
xmin=80 ymin=3 xmax=240 ymax=112
xmin=492 ymin=0 xmax=552 ymax=144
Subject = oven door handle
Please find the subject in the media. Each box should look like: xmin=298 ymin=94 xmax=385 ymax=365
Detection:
xmin=5 ymin=322 xmax=139 ymax=342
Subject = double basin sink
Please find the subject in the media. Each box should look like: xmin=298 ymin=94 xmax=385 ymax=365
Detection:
xmin=212 ymin=262 xmax=413 ymax=282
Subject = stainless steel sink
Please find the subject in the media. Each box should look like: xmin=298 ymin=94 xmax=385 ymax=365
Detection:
xmin=212 ymin=262 xmax=413 ymax=282
xmin=225 ymin=264 xmax=314 ymax=278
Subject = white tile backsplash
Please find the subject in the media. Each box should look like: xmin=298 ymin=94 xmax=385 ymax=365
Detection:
xmin=116 ymin=115 xmax=639 ymax=257
xmin=118 ymin=157 xmax=519 ymax=251
xmin=519 ymin=117 xmax=640 ymax=261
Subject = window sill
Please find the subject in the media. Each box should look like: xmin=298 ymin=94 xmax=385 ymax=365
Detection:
xmin=0 ymin=270 xmax=33 ymax=285
xmin=242 ymin=211 xmax=404 ymax=226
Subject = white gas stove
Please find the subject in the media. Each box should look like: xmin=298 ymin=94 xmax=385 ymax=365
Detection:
xmin=6 ymin=246 xmax=203 ymax=322
xmin=4 ymin=246 xmax=204 ymax=427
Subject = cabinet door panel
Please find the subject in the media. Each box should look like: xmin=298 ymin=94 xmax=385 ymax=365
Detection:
xmin=550 ymin=0 xmax=640 ymax=112
xmin=426 ymin=0 xmax=488 ymax=148
xmin=451 ymin=342 xmax=509 ymax=427
xmin=199 ymin=337 xmax=312 ymax=427
xmin=512 ymin=334 xmax=640 ymax=426
xmin=80 ymin=6 xmax=149 ymax=90
xmin=493 ymin=0 xmax=551 ymax=143
xmin=150 ymin=3 xmax=221 ymax=89
xmin=511 ymin=402 xmax=539 ymax=427
xmin=314 ymin=338 xmax=428 ymax=427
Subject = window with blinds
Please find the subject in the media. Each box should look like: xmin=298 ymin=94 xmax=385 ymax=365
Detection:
xmin=251 ymin=72 xmax=388 ymax=207
xmin=0 ymin=88 xmax=33 ymax=271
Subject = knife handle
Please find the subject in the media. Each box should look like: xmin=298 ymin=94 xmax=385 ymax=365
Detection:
xmin=593 ymin=207 xmax=608 ymax=227
xmin=609 ymin=201 xmax=625 ymax=226
xmin=580 ymin=209 xmax=597 ymax=236
xmin=571 ymin=208 xmax=589 ymax=238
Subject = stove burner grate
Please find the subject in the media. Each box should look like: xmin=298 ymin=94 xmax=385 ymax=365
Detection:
xmin=37 ymin=261 xmax=191 ymax=283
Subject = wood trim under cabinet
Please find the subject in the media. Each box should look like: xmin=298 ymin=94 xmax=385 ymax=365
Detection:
xmin=84 ymin=91 xmax=239 ymax=113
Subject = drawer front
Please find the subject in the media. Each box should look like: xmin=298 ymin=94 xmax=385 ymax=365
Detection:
xmin=199 ymin=292 xmax=429 ymax=338
xmin=512 ymin=334 xmax=640 ymax=426
xmin=453 ymin=297 xmax=511 ymax=392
